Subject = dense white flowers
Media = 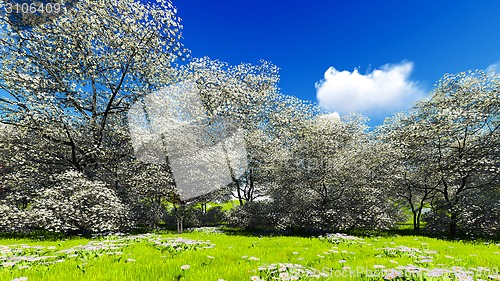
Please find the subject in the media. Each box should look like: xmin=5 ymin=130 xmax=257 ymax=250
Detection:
xmin=28 ymin=170 xmax=130 ymax=233
xmin=0 ymin=0 xmax=186 ymax=233
xmin=378 ymin=70 xmax=500 ymax=236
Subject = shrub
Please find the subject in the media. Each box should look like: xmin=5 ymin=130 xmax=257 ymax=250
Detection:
xmin=201 ymin=206 xmax=228 ymax=226
xmin=228 ymin=201 xmax=276 ymax=231
xmin=424 ymin=189 xmax=500 ymax=237
xmin=0 ymin=203 xmax=30 ymax=232
xmin=130 ymin=202 xmax=166 ymax=228
xmin=31 ymin=170 xmax=131 ymax=233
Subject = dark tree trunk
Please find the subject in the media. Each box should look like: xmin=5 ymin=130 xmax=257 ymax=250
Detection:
xmin=449 ymin=212 xmax=458 ymax=237
xmin=200 ymin=202 xmax=207 ymax=215
xmin=236 ymin=182 xmax=244 ymax=206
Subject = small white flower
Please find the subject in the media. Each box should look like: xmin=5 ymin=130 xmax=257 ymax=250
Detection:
xmin=18 ymin=266 xmax=30 ymax=269
xmin=279 ymin=272 xmax=289 ymax=278
xmin=181 ymin=264 xmax=190 ymax=270
xmin=3 ymin=261 xmax=17 ymax=267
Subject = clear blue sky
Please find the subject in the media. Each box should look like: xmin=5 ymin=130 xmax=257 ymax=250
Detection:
xmin=174 ymin=0 xmax=500 ymax=126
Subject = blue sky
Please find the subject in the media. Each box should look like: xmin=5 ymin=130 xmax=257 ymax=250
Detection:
xmin=174 ymin=0 xmax=500 ymax=126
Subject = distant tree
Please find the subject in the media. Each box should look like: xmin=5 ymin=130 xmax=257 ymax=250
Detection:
xmin=122 ymin=162 xmax=176 ymax=227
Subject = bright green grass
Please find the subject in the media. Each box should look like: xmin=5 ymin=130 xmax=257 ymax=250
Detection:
xmin=163 ymin=199 xmax=241 ymax=212
xmin=1 ymin=231 xmax=499 ymax=281
xmin=217 ymin=199 xmax=242 ymax=211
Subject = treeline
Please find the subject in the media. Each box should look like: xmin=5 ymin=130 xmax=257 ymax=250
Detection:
xmin=0 ymin=0 xmax=498 ymax=237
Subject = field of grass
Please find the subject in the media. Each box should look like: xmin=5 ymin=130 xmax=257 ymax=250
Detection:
xmin=1 ymin=228 xmax=499 ymax=281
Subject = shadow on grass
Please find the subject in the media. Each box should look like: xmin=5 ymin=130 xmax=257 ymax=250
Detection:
xmin=339 ymin=228 xmax=500 ymax=243
xmin=219 ymin=225 xmax=500 ymax=243
xmin=0 ymin=230 xmax=69 ymax=241
xmin=2 ymin=225 xmax=498 ymax=243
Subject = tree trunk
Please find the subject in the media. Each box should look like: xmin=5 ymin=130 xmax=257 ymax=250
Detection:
xmin=174 ymin=201 xmax=185 ymax=234
xmin=409 ymin=202 xmax=420 ymax=232
xmin=176 ymin=216 xmax=184 ymax=234
xmin=416 ymin=209 xmax=422 ymax=231
xmin=177 ymin=216 xmax=183 ymax=234
xmin=449 ymin=212 xmax=458 ymax=237
xmin=413 ymin=211 xmax=418 ymax=231
xmin=236 ymin=182 xmax=244 ymax=206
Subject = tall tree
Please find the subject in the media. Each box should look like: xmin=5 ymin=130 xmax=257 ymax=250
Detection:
xmin=376 ymin=112 xmax=439 ymax=232
xmin=0 ymin=0 xmax=187 ymax=179
xmin=0 ymin=0 xmax=188 ymax=232
xmin=382 ymin=71 xmax=500 ymax=236
xmin=267 ymin=114 xmax=401 ymax=232
xmin=186 ymin=57 xmax=319 ymax=205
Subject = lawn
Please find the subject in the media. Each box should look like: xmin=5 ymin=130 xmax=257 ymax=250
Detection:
xmin=1 ymin=228 xmax=499 ymax=281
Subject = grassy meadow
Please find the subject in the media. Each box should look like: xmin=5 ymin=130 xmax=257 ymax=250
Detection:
xmin=1 ymin=228 xmax=499 ymax=281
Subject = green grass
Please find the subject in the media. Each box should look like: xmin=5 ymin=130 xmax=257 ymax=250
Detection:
xmin=217 ymin=199 xmax=242 ymax=211
xmin=1 ymin=230 xmax=499 ymax=281
xmin=163 ymin=199 xmax=241 ymax=212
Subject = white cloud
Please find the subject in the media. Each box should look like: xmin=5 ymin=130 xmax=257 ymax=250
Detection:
xmin=317 ymin=112 xmax=341 ymax=122
xmin=486 ymin=62 xmax=500 ymax=75
xmin=315 ymin=61 xmax=425 ymax=117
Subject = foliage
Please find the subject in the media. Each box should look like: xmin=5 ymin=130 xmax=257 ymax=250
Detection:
xmin=0 ymin=0 xmax=187 ymax=233
xmin=0 ymin=0 xmax=498 ymax=238
xmin=31 ymin=170 xmax=131 ymax=233
xmin=378 ymin=70 xmax=500 ymax=236
xmin=248 ymin=114 xmax=403 ymax=233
